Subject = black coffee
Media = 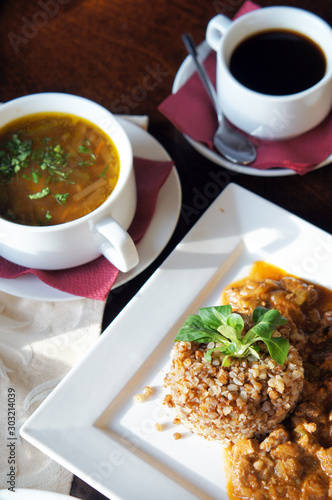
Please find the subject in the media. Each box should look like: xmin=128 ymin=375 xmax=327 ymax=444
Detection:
xmin=229 ymin=29 xmax=326 ymax=95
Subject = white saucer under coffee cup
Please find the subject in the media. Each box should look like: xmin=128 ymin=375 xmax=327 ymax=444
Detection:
xmin=206 ymin=7 xmax=332 ymax=140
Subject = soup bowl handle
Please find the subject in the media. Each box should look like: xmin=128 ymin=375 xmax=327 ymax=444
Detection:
xmin=94 ymin=218 xmax=139 ymax=273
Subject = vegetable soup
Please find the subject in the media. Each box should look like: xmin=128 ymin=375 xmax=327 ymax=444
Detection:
xmin=0 ymin=112 xmax=120 ymax=226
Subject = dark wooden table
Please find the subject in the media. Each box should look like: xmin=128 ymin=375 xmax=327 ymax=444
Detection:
xmin=0 ymin=0 xmax=331 ymax=498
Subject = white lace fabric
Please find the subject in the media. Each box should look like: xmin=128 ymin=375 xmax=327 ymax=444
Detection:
xmin=0 ymin=292 xmax=104 ymax=493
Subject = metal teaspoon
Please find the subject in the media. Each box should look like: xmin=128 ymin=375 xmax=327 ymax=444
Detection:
xmin=182 ymin=33 xmax=257 ymax=165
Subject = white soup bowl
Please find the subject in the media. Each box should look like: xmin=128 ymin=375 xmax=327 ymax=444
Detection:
xmin=0 ymin=93 xmax=139 ymax=272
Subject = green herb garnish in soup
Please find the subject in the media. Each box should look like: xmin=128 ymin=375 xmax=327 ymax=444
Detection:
xmin=0 ymin=112 xmax=120 ymax=225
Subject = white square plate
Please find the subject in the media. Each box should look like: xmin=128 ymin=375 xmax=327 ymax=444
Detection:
xmin=21 ymin=183 xmax=332 ymax=500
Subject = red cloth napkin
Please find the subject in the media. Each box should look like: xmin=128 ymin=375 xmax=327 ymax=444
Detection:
xmin=0 ymin=157 xmax=174 ymax=301
xmin=158 ymin=0 xmax=332 ymax=175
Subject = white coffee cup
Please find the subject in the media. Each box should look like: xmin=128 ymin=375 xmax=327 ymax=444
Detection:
xmin=206 ymin=7 xmax=332 ymax=140
xmin=0 ymin=93 xmax=139 ymax=272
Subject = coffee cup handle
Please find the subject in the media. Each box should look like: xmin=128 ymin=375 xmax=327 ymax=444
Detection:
xmin=94 ymin=217 xmax=139 ymax=273
xmin=206 ymin=14 xmax=232 ymax=52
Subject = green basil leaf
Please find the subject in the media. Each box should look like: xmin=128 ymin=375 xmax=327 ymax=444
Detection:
xmin=199 ymin=305 xmax=232 ymax=329
xmin=222 ymin=355 xmax=232 ymax=367
xmin=204 ymin=347 xmax=216 ymax=361
xmin=175 ymin=315 xmax=221 ymax=343
xmin=254 ymin=307 xmax=288 ymax=329
xmin=248 ymin=322 xmax=273 ymax=340
xmin=217 ymin=324 xmax=239 ymax=343
xmin=175 ymin=304 xmax=289 ymax=367
xmin=264 ymin=337 xmax=289 ymax=365
xmin=227 ymin=312 xmax=244 ymax=337
xmin=242 ymin=329 xmax=257 ymax=344
xmin=247 ymin=308 xmax=288 ymax=341
xmin=252 ymin=306 xmax=270 ymax=324
xmin=227 ymin=342 xmax=237 ymax=353
xmin=205 ymin=343 xmax=231 ymax=362
xmin=248 ymin=346 xmax=261 ymax=359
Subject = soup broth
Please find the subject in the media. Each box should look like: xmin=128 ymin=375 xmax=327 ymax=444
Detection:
xmin=0 ymin=112 xmax=120 ymax=226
